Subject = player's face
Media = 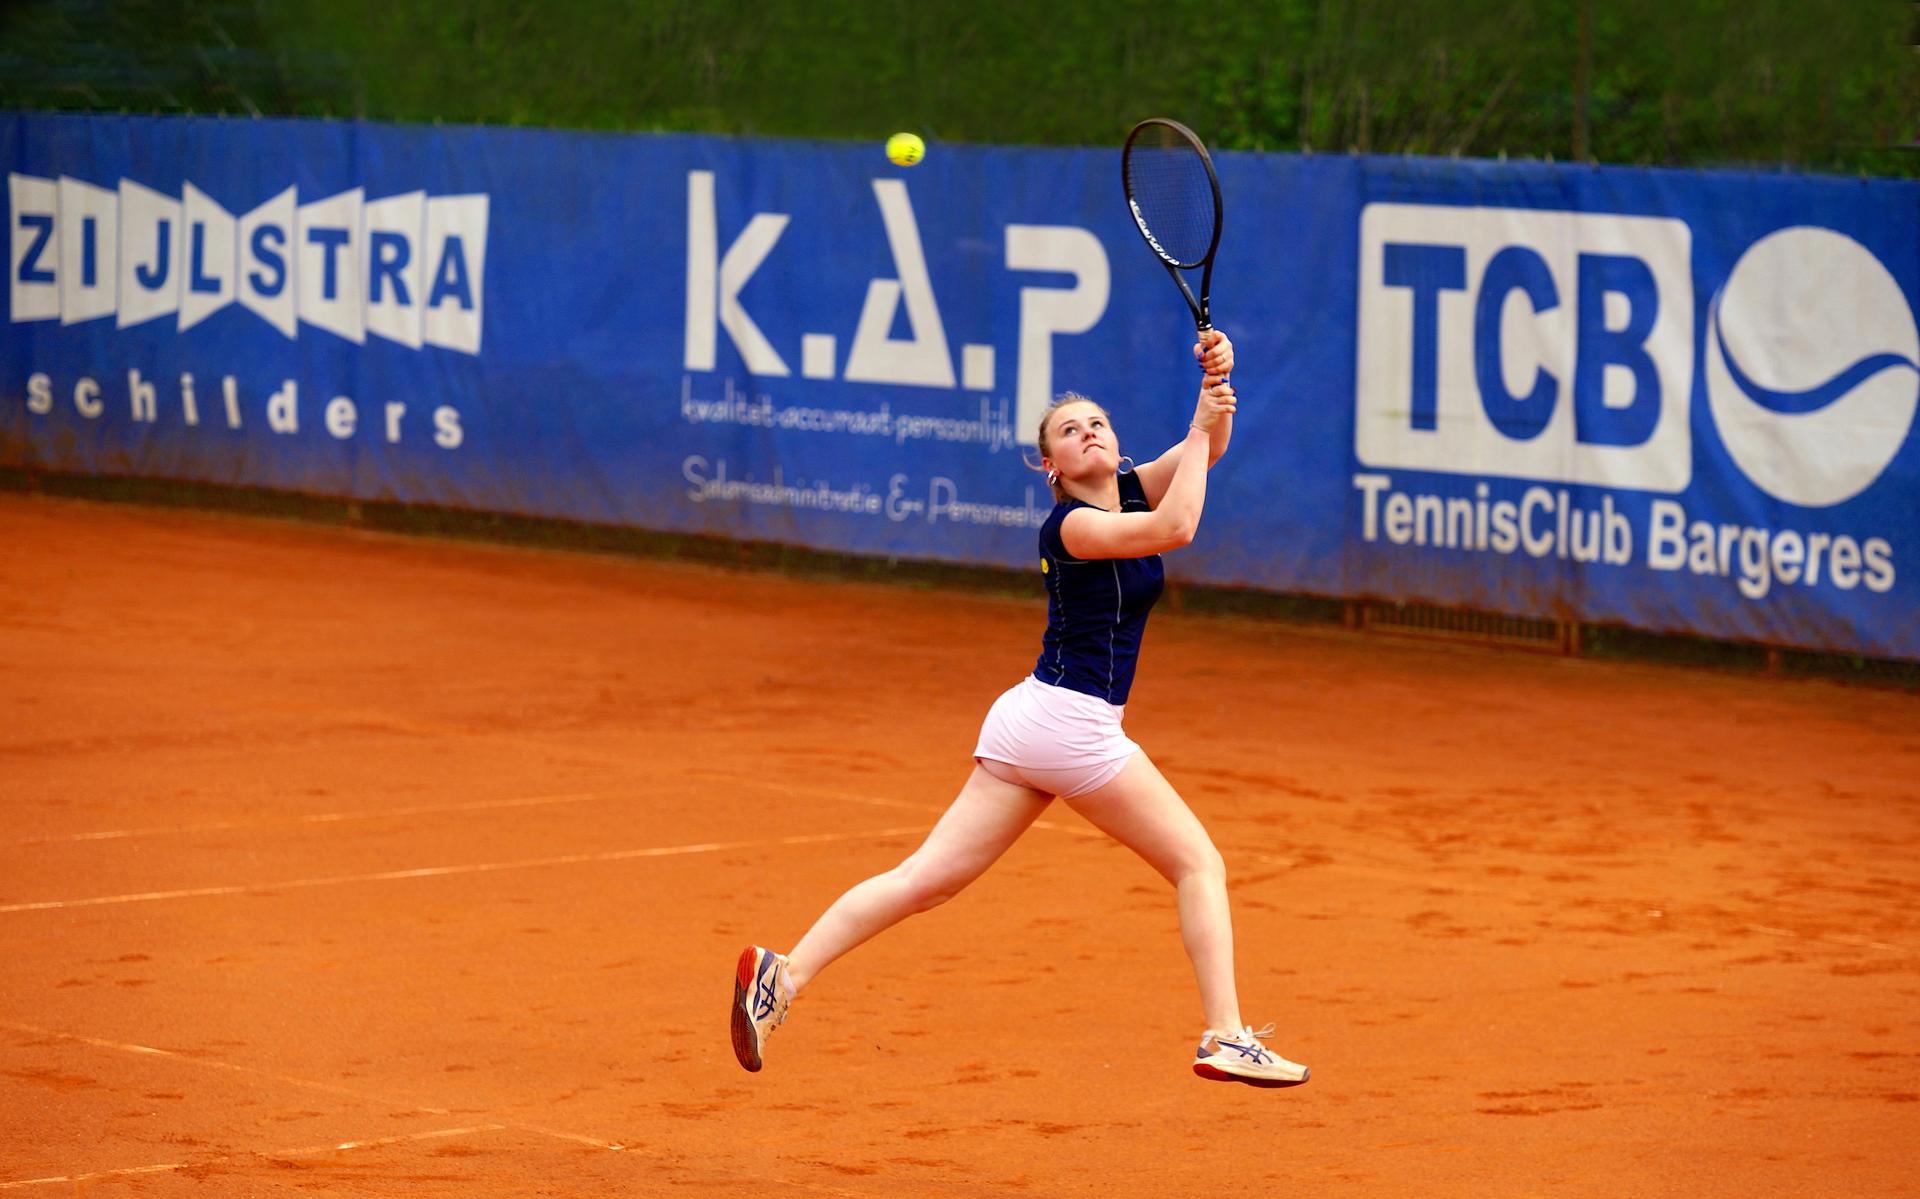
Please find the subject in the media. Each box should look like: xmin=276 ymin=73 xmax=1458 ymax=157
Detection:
xmin=1045 ymin=402 xmax=1117 ymax=481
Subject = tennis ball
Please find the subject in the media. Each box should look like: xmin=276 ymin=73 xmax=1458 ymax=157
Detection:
xmin=886 ymin=132 xmax=925 ymax=167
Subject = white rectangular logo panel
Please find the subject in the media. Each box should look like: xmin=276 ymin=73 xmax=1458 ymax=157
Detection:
xmin=297 ymin=187 xmax=364 ymax=344
xmin=117 ymin=178 xmax=183 ymax=328
xmin=179 ymin=182 xmax=235 ymax=332
xmin=11 ymin=173 xmax=60 ymax=322
xmin=57 ymin=176 xmax=116 ymax=324
xmin=238 ymin=185 xmax=297 ymax=339
xmin=1356 ymin=203 xmax=1693 ymax=493
xmin=423 ymin=194 xmax=488 ymax=355
xmin=364 ymin=190 xmax=424 ymax=348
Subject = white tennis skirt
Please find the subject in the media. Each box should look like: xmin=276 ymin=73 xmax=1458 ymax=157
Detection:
xmin=972 ymin=674 xmax=1141 ymax=798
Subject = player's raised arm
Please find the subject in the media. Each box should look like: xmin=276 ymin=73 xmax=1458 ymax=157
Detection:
xmin=1061 ymin=373 xmax=1236 ymax=560
xmin=1135 ymin=329 xmax=1235 ymax=510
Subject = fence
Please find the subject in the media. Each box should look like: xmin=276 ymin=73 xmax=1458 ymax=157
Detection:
xmin=4 ymin=113 xmax=1916 ymax=660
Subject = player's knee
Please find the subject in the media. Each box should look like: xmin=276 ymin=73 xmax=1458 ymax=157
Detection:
xmin=1183 ymin=844 xmax=1227 ymax=886
xmin=913 ymin=887 xmax=958 ymax=914
xmin=908 ymin=881 xmax=962 ymax=914
xmin=894 ymin=862 xmax=969 ymax=913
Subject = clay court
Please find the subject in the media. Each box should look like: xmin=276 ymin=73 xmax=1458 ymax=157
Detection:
xmin=2 ymin=490 xmax=1916 ymax=1197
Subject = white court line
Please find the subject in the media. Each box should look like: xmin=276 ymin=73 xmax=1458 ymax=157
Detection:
xmin=0 ymin=825 xmax=929 ymax=914
xmin=295 ymin=1124 xmax=506 ymax=1154
xmin=0 ymin=1125 xmax=505 ymax=1190
xmin=16 ymin=790 xmax=621 ymax=846
xmin=0 ymin=1161 xmax=183 ymax=1190
xmin=720 ymin=777 xmax=1914 ymax=954
xmin=0 ymin=1020 xmax=452 ymax=1112
xmin=0 ymin=1021 xmax=875 ymax=1198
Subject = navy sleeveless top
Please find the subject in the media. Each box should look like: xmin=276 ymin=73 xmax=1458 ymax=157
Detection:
xmin=1032 ymin=468 xmax=1166 ymax=706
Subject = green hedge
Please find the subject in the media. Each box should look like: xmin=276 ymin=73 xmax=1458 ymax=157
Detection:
xmin=2 ymin=0 xmax=1914 ymax=175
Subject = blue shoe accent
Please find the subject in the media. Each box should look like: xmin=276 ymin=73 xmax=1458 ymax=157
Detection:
xmin=1217 ymin=1038 xmax=1274 ymax=1064
xmin=752 ymin=951 xmax=781 ymax=1020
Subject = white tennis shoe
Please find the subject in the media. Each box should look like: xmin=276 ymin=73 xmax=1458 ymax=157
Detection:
xmin=1192 ymin=1023 xmax=1310 ymax=1087
xmin=730 ymin=945 xmax=794 ymax=1072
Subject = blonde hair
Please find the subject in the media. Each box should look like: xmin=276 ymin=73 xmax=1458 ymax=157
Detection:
xmin=1028 ymin=392 xmax=1110 ymax=503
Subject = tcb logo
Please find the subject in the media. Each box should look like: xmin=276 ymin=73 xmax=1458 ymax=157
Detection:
xmin=1356 ymin=204 xmax=1694 ymax=493
xmin=1357 ymin=204 xmax=1920 ymax=508
xmin=1706 ymin=226 xmax=1919 ymax=508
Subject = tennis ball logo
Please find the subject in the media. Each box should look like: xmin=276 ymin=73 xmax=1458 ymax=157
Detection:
xmin=1705 ymin=226 xmax=1920 ymax=508
xmin=886 ymin=132 xmax=925 ymax=167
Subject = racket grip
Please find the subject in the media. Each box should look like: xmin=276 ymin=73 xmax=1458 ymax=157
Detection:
xmin=1199 ymin=364 xmax=1231 ymax=387
xmin=1195 ymin=326 xmax=1224 ymax=382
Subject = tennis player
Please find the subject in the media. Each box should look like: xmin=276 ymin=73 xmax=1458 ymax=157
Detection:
xmin=732 ymin=330 xmax=1308 ymax=1087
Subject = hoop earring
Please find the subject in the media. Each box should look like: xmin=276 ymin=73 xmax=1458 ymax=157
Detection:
xmin=1118 ymin=455 xmax=1136 ymax=473
xmin=1046 ymin=469 xmax=1059 ymax=487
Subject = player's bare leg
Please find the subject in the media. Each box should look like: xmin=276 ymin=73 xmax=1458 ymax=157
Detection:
xmin=1066 ymin=752 xmax=1308 ymax=1085
xmin=784 ymin=765 xmax=1051 ymax=992
xmin=1065 ymin=753 xmax=1240 ymax=1027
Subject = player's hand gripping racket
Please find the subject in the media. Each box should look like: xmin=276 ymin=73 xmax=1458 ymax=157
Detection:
xmin=1121 ymin=117 xmax=1226 ymax=379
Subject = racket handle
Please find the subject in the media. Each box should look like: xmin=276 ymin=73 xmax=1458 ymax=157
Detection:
xmin=1196 ymin=326 xmax=1228 ymax=384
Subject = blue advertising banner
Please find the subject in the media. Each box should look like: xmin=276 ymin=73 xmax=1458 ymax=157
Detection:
xmin=3 ymin=114 xmax=1916 ymax=659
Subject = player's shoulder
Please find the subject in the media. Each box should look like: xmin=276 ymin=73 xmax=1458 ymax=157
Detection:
xmin=1044 ymin=498 xmax=1098 ymax=561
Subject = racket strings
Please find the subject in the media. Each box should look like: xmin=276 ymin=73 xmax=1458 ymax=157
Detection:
xmin=1124 ymin=132 xmax=1217 ymax=269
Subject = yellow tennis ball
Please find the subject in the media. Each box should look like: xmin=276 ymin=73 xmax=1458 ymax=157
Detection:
xmin=886 ymin=132 xmax=925 ymax=167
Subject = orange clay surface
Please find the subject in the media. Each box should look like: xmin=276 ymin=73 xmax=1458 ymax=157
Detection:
xmin=2 ymin=490 xmax=1918 ymax=1198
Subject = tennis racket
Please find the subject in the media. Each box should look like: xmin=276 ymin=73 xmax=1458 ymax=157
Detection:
xmin=1120 ymin=117 xmax=1225 ymax=374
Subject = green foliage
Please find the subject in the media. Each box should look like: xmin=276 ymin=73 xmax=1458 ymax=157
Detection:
xmin=1 ymin=0 xmax=1913 ymax=176
xmin=1203 ymin=0 xmax=1917 ymax=174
